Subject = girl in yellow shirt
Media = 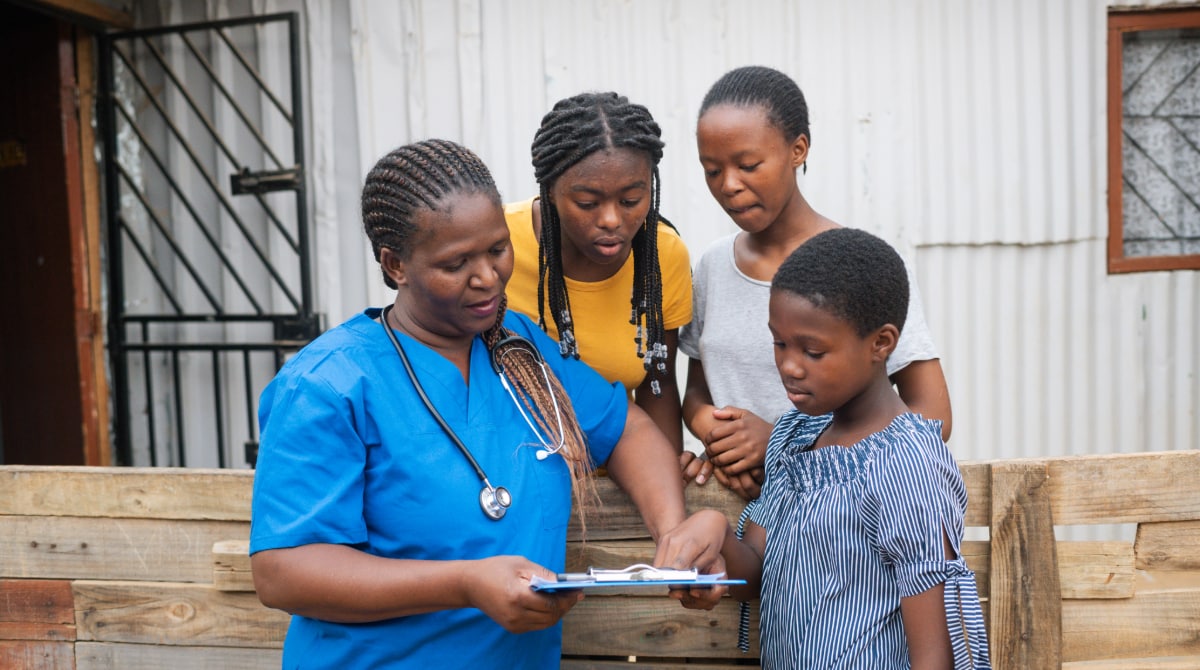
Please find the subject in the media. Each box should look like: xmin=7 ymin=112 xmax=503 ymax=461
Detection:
xmin=504 ymin=92 xmax=692 ymax=453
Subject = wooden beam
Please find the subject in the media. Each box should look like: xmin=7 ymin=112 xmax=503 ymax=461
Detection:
xmin=74 ymin=581 xmax=287 ymax=647
xmin=12 ymin=0 xmax=134 ymax=29
xmin=77 ymin=641 xmax=282 ymax=670
xmin=562 ymin=594 xmax=757 ymax=658
xmin=0 ymin=466 xmax=253 ymax=520
xmin=2 ymin=515 xmax=248 ymax=582
xmin=989 ymin=461 xmax=1063 ymax=669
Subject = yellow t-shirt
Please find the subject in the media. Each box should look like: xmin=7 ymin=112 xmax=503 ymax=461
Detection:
xmin=504 ymin=198 xmax=693 ymax=394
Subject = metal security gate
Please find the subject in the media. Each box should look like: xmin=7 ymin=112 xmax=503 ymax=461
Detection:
xmin=99 ymin=13 xmax=318 ymax=468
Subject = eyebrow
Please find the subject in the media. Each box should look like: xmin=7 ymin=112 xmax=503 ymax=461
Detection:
xmin=567 ymin=181 xmax=648 ymax=195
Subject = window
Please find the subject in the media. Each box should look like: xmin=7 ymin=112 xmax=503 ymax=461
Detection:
xmin=1108 ymin=8 xmax=1200 ymax=273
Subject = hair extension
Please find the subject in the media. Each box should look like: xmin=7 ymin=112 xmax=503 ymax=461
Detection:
xmin=483 ymin=296 xmax=599 ymax=531
xmin=364 ymin=139 xmax=599 ymax=528
xmin=700 ymin=65 xmax=811 ymax=173
xmin=529 ymin=92 xmax=672 ymax=395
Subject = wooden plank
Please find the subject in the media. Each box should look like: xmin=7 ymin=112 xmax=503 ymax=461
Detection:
xmin=213 ymin=540 xmax=255 ymax=593
xmin=1042 ymin=451 xmax=1200 ymax=525
xmin=1 ymin=515 xmax=248 ymax=582
xmin=0 ymin=640 xmax=75 ymax=669
xmin=962 ymin=540 xmax=990 ymax=600
xmin=0 ymin=580 xmax=74 ymax=641
xmin=569 ymin=477 xmax=750 ymax=542
xmin=21 ymin=0 xmax=134 ymax=28
xmin=76 ymin=641 xmax=282 ymax=670
xmin=989 ymin=461 xmax=1062 ymax=669
xmin=1063 ymin=657 xmax=1200 ymax=669
xmin=960 ymin=461 xmax=991 ymax=528
xmin=0 ymin=580 xmax=74 ymax=624
xmin=562 ymin=595 xmax=757 ymax=658
xmin=1062 ymin=588 xmax=1200 ymax=662
xmin=1058 ymin=542 xmax=1135 ymax=600
xmin=0 ymin=466 xmax=253 ymax=520
xmin=1135 ymin=521 xmax=1200 ymax=572
xmin=74 ymin=581 xmax=287 ymax=647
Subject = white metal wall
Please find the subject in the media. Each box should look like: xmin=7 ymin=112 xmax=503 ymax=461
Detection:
xmin=141 ymin=0 xmax=1199 ymax=463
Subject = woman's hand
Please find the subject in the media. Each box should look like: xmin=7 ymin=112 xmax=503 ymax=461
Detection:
xmin=465 ymin=555 xmax=584 ymax=633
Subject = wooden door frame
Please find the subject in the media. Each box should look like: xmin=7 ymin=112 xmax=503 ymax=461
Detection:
xmin=9 ymin=0 xmax=133 ymax=464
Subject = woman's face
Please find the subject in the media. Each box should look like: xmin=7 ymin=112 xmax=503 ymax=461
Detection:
xmin=549 ymin=147 xmax=652 ymax=282
xmin=697 ymin=103 xmax=807 ymax=235
xmin=384 ymin=191 xmax=514 ymax=343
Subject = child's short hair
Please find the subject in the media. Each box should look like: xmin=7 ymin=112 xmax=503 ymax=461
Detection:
xmin=771 ymin=228 xmax=909 ymax=337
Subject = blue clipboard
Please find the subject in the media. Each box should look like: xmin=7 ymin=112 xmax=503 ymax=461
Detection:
xmin=529 ymin=564 xmax=746 ymax=593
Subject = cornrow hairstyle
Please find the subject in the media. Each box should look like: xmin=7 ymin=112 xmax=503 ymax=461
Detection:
xmin=529 ymin=91 xmax=672 ymax=396
xmin=771 ymin=227 xmax=909 ymax=337
xmin=699 ymin=65 xmax=811 ymax=173
xmin=362 ymin=139 xmax=597 ymax=525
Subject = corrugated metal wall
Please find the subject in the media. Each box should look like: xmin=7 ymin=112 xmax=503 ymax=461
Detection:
xmin=141 ymin=0 xmax=1198 ymax=463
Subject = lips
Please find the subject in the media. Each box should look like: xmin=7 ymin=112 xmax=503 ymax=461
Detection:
xmin=466 ymin=294 xmax=501 ymax=317
xmin=593 ymin=236 xmax=627 ymax=258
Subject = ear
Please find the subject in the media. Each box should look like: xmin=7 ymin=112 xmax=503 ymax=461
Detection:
xmin=790 ymin=133 xmax=810 ymax=170
xmin=379 ymin=247 xmax=408 ymax=287
xmin=869 ymin=323 xmax=900 ymax=363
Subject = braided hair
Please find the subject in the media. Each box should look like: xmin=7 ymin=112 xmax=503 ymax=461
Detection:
xmin=529 ymin=92 xmax=671 ymax=396
xmin=362 ymin=139 xmax=598 ymax=523
xmin=700 ymin=65 xmax=811 ymax=173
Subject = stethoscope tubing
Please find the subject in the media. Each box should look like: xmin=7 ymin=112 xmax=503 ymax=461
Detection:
xmin=379 ymin=305 xmax=510 ymax=519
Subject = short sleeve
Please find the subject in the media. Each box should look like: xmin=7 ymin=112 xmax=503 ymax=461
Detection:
xmin=250 ymin=368 xmax=370 ymax=554
xmin=888 ymin=258 xmax=939 ymax=376
xmin=868 ymin=441 xmax=956 ymax=598
xmin=657 ymin=223 xmax=693 ymax=331
xmin=677 ymin=246 xmax=710 ymax=360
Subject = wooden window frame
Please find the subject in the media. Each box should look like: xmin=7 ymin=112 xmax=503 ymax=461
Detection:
xmin=1107 ymin=7 xmax=1200 ymax=273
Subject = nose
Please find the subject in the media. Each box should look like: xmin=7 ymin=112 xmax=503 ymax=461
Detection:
xmin=597 ymin=202 xmax=620 ymax=231
xmin=469 ymin=257 xmax=500 ymax=290
xmin=776 ymin=350 xmax=805 ymax=381
xmin=720 ymin=170 xmax=743 ymax=197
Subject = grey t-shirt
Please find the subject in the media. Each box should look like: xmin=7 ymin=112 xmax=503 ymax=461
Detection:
xmin=678 ymin=232 xmax=939 ymax=425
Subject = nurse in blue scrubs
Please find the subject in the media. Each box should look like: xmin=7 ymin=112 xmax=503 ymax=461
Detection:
xmin=248 ymin=139 xmax=725 ymax=669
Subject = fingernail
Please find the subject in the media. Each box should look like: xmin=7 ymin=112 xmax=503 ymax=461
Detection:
xmin=696 ymin=475 xmax=706 ymax=484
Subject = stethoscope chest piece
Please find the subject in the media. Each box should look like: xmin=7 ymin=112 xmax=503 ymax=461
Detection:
xmin=480 ymin=484 xmax=512 ymax=520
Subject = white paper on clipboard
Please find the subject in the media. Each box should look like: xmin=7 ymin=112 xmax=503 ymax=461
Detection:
xmin=529 ymin=564 xmax=746 ymax=592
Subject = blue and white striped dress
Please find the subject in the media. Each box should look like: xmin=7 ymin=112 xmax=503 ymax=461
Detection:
xmin=746 ymin=410 xmax=991 ymax=669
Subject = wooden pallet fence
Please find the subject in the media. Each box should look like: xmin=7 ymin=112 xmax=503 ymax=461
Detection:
xmin=1 ymin=451 xmax=1198 ymax=668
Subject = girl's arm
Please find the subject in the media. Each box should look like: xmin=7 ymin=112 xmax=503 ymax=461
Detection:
xmin=898 ymin=528 xmax=958 ymax=669
xmin=251 ymin=544 xmax=582 ymax=632
xmin=634 ymin=329 xmax=684 ymax=453
xmin=899 ymin=585 xmax=954 ymax=670
xmin=891 ymin=358 xmax=952 ymax=441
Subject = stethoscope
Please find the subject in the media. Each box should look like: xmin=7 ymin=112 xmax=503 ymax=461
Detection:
xmin=378 ymin=305 xmax=565 ymax=521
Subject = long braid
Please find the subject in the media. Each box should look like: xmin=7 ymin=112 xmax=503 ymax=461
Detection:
xmin=530 ymin=91 xmax=672 ymax=394
xmin=363 ymin=139 xmax=596 ymax=525
xmin=483 ymin=296 xmax=598 ymax=531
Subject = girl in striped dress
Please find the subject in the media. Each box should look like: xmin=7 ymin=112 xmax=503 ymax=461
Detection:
xmin=664 ymin=227 xmax=990 ymax=669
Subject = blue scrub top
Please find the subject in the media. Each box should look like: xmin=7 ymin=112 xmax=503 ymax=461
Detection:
xmin=250 ymin=308 xmax=627 ymax=669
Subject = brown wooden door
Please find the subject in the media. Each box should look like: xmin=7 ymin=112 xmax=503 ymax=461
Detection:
xmin=0 ymin=3 xmax=102 ymax=465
